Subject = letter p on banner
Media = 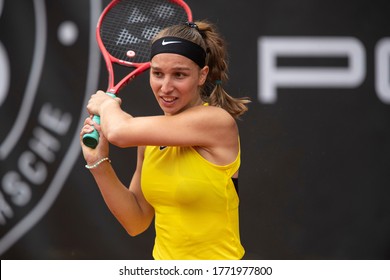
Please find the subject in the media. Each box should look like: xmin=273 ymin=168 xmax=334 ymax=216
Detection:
xmin=258 ymin=37 xmax=366 ymax=103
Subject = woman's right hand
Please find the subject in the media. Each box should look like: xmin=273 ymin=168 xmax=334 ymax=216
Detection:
xmin=80 ymin=116 xmax=110 ymax=167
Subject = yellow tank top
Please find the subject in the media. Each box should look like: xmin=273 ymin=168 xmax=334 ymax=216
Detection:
xmin=141 ymin=144 xmax=245 ymax=260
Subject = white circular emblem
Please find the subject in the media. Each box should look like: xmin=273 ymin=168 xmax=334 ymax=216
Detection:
xmin=0 ymin=0 xmax=102 ymax=255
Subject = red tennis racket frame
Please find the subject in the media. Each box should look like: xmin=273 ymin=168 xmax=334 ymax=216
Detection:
xmin=83 ymin=0 xmax=193 ymax=148
xmin=96 ymin=0 xmax=193 ymax=95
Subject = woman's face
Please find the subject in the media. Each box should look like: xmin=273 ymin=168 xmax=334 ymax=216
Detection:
xmin=150 ymin=53 xmax=208 ymax=116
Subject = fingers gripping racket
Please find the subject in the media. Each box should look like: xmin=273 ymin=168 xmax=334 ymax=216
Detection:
xmin=83 ymin=0 xmax=192 ymax=148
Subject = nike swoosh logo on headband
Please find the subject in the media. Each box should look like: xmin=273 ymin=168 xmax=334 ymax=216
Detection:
xmin=162 ymin=39 xmax=182 ymax=46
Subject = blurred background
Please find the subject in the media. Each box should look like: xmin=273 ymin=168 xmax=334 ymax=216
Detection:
xmin=1 ymin=0 xmax=389 ymax=259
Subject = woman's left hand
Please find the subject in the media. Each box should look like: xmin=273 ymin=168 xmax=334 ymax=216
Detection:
xmin=86 ymin=90 xmax=121 ymax=116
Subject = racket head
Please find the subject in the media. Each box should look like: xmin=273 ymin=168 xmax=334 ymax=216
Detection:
xmin=97 ymin=0 xmax=192 ymax=93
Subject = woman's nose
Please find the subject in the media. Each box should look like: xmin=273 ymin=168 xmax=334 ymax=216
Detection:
xmin=160 ymin=77 xmax=173 ymax=93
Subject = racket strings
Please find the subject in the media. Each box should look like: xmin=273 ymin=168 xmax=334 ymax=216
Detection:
xmin=100 ymin=0 xmax=189 ymax=64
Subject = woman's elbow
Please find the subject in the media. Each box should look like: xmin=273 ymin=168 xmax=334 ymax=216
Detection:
xmin=127 ymin=230 xmax=141 ymax=237
xmin=105 ymin=128 xmax=130 ymax=147
xmin=125 ymin=224 xmax=150 ymax=237
xmin=105 ymin=122 xmax=139 ymax=147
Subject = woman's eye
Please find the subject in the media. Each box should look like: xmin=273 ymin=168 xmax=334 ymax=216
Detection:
xmin=175 ymin=72 xmax=186 ymax=78
xmin=153 ymin=71 xmax=162 ymax=77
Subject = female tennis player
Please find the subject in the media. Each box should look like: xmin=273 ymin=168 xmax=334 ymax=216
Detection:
xmin=80 ymin=20 xmax=250 ymax=260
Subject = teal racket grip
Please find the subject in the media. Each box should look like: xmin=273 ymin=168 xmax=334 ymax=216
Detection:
xmin=82 ymin=92 xmax=116 ymax=149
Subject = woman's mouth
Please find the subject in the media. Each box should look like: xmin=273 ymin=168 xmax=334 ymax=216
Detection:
xmin=161 ymin=96 xmax=178 ymax=104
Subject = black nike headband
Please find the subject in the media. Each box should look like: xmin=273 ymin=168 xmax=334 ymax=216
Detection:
xmin=150 ymin=36 xmax=206 ymax=68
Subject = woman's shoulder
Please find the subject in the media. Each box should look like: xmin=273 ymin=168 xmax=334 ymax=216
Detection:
xmin=187 ymin=104 xmax=238 ymax=142
xmin=185 ymin=103 xmax=236 ymax=125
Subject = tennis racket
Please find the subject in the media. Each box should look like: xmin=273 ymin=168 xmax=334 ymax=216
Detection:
xmin=83 ymin=0 xmax=192 ymax=148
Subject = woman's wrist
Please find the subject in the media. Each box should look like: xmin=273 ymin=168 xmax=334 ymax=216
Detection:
xmin=100 ymin=96 xmax=120 ymax=114
xmin=85 ymin=157 xmax=111 ymax=169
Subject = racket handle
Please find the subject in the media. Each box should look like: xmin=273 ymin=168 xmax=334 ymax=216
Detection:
xmin=82 ymin=92 xmax=116 ymax=149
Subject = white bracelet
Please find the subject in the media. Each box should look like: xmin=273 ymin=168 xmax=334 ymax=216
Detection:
xmin=85 ymin=157 xmax=111 ymax=169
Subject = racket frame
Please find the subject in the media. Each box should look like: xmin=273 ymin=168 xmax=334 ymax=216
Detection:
xmin=83 ymin=0 xmax=192 ymax=148
xmin=96 ymin=0 xmax=193 ymax=95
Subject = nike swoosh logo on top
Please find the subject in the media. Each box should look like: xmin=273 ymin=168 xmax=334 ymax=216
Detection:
xmin=162 ymin=39 xmax=182 ymax=46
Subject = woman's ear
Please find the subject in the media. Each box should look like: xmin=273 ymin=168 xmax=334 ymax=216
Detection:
xmin=198 ymin=66 xmax=209 ymax=86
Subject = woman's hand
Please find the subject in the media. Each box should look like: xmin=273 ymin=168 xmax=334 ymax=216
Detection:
xmin=86 ymin=90 xmax=121 ymax=116
xmin=80 ymin=116 xmax=109 ymax=166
